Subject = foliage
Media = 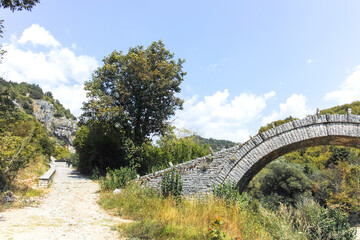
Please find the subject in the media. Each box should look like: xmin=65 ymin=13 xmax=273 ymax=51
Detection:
xmin=99 ymin=183 xmax=306 ymax=240
xmin=208 ymin=218 xmax=227 ymax=240
xmin=194 ymin=135 xmax=236 ymax=151
xmin=0 ymin=78 xmax=76 ymax=119
xmin=73 ymin=121 xmax=139 ymax=175
xmin=161 ymin=168 xmax=183 ymax=200
xmin=43 ymin=95 xmax=76 ymax=119
xmin=0 ymin=19 xmax=3 ymax=37
xmin=0 ymin=19 xmax=5 ymax=63
xmin=44 ymin=91 xmax=53 ymax=99
xmin=326 ymin=146 xmax=353 ymax=167
xmin=0 ymin=78 xmax=71 ymax=194
xmin=0 ymin=107 xmax=53 ymax=191
xmin=101 ymin=166 xmax=137 ymax=190
xmin=67 ymin=152 xmax=79 ymax=166
xmin=39 ymin=136 xmax=55 ymax=157
xmin=0 ymin=0 xmax=39 ymax=11
xmin=293 ymin=198 xmax=356 ymax=240
xmin=320 ymin=101 xmax=360 ymax=115
xmin=53 ymin=145 xmax=70 ymax=160
xmin=212 ymin=181 xmax=241 ymax=202
xmin=249 ymin=160 xmax=312 ymax=209
xmin=140 ymin=127 xmax=210 ymax=174
xmin=247 ymin=100 xmax=360 ymax=233
xmin=82 ymin=40 xmax=185 ymax=147
xmin=258 ymin=116 xmax=296 ymax=134
xmin=0 ymin=83 xmax=15 ymax=122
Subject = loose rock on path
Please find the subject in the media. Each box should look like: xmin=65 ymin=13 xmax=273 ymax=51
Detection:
xmin=0 ymin=162 xmax=129 ymax=240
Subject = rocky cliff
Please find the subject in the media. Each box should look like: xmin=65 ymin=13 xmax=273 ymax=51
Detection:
xmin=33 ymin=100 xmax=77 ymax=145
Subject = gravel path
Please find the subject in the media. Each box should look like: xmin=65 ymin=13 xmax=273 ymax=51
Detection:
xmin=0 ymin=162 xmax=129 ymax=240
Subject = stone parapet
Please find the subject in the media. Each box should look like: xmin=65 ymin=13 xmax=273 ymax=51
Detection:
xmin=141 ymin=114 xmax=360 ymax=195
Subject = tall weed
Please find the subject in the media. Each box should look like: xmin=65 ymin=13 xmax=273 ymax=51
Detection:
xmin=100 ymin=182 xmax=306 ymax=239
xmin=100 ymin=166 xmax=137 ymax=190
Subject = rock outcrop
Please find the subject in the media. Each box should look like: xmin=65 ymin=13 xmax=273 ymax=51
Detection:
xmin=33 ymin=100 xmax=77 ymax=145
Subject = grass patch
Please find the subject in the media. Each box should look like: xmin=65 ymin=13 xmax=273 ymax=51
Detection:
xmin=100 ymin=182 xmax=306 ymax=240
xmin=0 ymin=156 xmax=49 ymax=210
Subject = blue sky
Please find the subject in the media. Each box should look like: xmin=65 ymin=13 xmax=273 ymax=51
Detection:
xmin=1 ymin=0 xmax=360 ymax=142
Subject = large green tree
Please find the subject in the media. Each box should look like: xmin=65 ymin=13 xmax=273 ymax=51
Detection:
xmin=82 ymin=40 xmax=186 ymax=146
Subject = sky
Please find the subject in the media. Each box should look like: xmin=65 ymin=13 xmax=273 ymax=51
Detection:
xmin=1 ymin=0 xmax=360 ymax=143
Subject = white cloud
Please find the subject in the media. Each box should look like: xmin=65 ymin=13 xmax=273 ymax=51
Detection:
xmin=0 ymin=24 xmax=98 ymax=116
xmin=18 ymin=24 xmax=60 ymax=48
xmin=209 ymin=63 xmax=217 ymax=68
xmin=324 ymin=66 xmax=360 ymax=104
xmin=307 ymin=59 xmax=313 ymax=64
xmin=174 ymin=90 xmax=276 ymax=142
xmin=262 ymin=94 xmax=313 ymax=125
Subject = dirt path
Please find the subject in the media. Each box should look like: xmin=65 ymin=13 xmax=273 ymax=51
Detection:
xmin=0 ymin=162 xmax=128 ymax=240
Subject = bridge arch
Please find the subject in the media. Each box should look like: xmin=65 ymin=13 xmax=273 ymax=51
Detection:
xmin=216 ymin=114 xmax=360 ymax=193
xmin=141 ymin=113 xmax=360 ymax=195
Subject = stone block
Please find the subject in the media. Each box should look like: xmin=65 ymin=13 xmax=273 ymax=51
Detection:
xmin=260 ymin=128 xmax=276 ymax=140
xmin=348 ymin=115 xmax=360 ymax=123
xmin=275 ymin=121 xmax=294 ymax=134
xmin=251 ymin=135 xmax=263 ymax=145
xmin=293 ymin=116 xmax=313 ymax=128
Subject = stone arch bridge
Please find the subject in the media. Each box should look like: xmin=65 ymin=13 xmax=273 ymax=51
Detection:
xmin=141 ymin=112 xmax=360 ymax=195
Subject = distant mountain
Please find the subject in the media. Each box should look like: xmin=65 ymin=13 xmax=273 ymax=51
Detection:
xmin=0 ymin=78 xmax=77 ymax=145
xmin=194 ymin=135 xmax=237 ymax=151
xmin=320 ymin=101 xmax=360 ymax=115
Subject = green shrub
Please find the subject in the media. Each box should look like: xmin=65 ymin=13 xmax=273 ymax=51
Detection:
xmin=254 ymin=160 xmax=312 ymax=209
xmin=39 ymin=137 xmax=55 ymax=157
xmin=208 ymin=218 xmax=227 ymax=240
xmin=161 ymin=168 xmax=183 ymax=200
xmin=22 ymin=101 xmax=33 ymax=115
xmin=101 ymin=166 xmax=137 ymax=190
xmin=293 ymin=198 xmax=356 ymax=240
xmin=212 ymin=181 xmax=240 ymax=201
xmin=67 ymin=152 xmax=79 ymax=167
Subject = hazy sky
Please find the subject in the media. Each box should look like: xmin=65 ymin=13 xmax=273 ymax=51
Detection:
xmin=1 ymin=0 xmax=360 ymax=142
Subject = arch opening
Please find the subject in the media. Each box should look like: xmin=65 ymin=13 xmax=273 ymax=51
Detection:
xmin=235 ymin=135 xmax=360 ymax=193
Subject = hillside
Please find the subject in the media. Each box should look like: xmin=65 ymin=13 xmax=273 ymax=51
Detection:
xmin=194 ymin=135 xmax=237 ymax=151
xmin=0 ymin=77 xmax=77 ymax=207
xmin=0 ymin=78 xmax=77 ymax=145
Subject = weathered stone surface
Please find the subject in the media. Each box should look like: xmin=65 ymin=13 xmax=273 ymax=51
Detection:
xmin=141 ymin=114 xmax=360 ymax=195
xmin=33 ymin=100 xmax=77 ymax=145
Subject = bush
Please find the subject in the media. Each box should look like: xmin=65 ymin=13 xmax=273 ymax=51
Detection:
xmin=212 ymin=181 xmax=240 ymax=202
xmin=67 ymin=152 xmax=79 ymax=167
xmin=44 ymin=91 xmax=53 ymax=99
xmin=101 ymin=166 xmax=137 ymax=190
xmin=22 ymin=101 xmax=33 ymax=115
xmin=39 ymin=137 xmax=55 ymax=157
xmin=293 ymin=198 xmax=356 ymax=240
xmin=161 ymin=168 xmax=183 ymax=200
xmin=254 ymin=160 xmax=312 ymax=209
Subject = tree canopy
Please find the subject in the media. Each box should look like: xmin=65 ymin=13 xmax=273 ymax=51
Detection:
xmin=82 ymin=40 xmax=186 ymax=146
xmin=0 ymin=0 xmax=39 ymax=11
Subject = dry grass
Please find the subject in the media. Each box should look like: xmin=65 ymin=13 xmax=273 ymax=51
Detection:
xmin=100 ymin=182 xmax=306 ymax=240
xmin=1 ymin=155 xmax=50 ymax=210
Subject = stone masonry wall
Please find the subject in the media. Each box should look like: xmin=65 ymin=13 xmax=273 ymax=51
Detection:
xmin=140 ymin=113 xmax=360 ymax=195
